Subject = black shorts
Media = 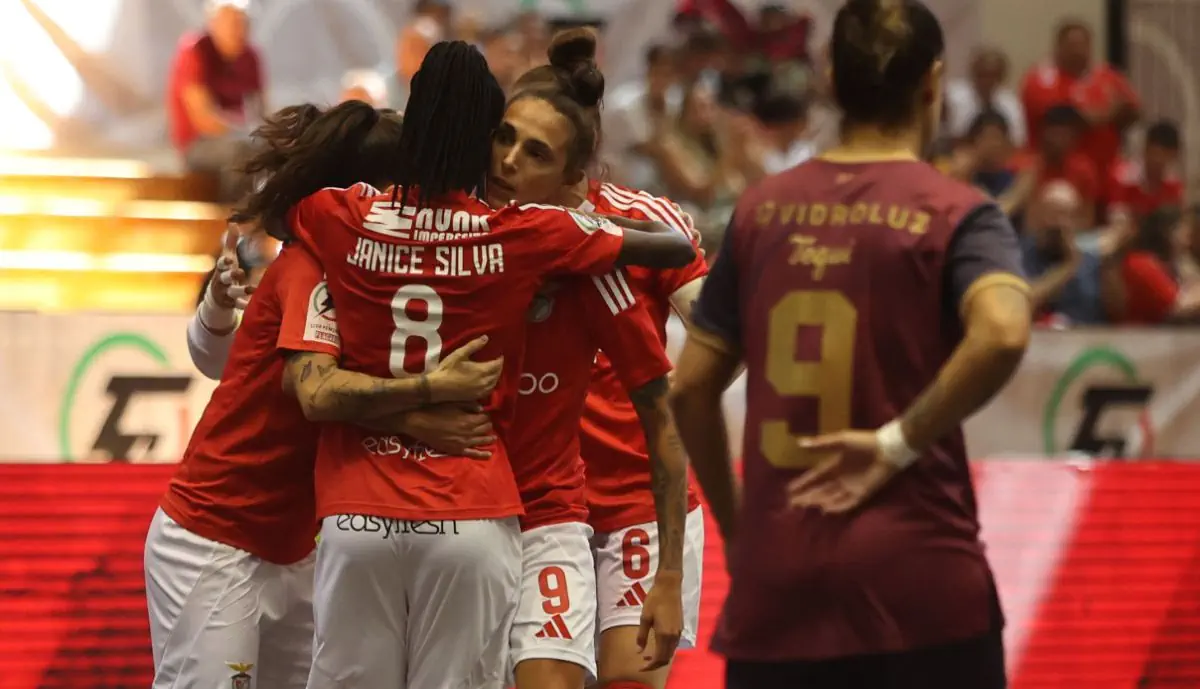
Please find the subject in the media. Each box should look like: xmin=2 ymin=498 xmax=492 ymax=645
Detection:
xmin=725 ymin=629 xmax=1006 ymax=689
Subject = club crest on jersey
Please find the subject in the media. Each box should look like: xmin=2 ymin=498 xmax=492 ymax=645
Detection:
xmin=568 ymin=210 xmax=621 ymax=236
xmin=227 ymin=662 xmax=253 ymax=689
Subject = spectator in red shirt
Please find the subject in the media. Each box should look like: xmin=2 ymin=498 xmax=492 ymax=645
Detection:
xmin=1020 ymin=19 xmax=1140 ymax=173
xmin=1013 ymin=104 xmax=1101 ymax=226
xmin=1107 ymin=119 xmax=1183 ymax=223
xmin=167 ymin=0 xmax=264 ymax=202
xmin=1120 ymin=206 xmax=1200 ymax=323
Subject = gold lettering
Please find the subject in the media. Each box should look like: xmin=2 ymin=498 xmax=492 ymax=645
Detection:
xmin=809 ymin=204 xmax=828 ymax=227
xmin=795 ymin=204 xmax=807 ymax=225
xmin=886 ymin=205 xmax=910 ymax=231
xmin=849 ymin=203 xmax=869 ymax=224
xmin=756 ymin=202 xmax=776 ymax=226
xmin=779 ymin=204 xmax=796 ymax=224
xmin=909 ymin=211 xmax=931 ymax=235
xmin=831 ymin=204 xmax=849 ymax=226
xmin=788 ymin=234 xmax=854 ymax=281
xmin=868 ymin=204 xmax=883 ymax=225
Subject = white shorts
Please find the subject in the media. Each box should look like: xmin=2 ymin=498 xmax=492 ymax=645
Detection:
xmin=308 ymin=514 xmax=522 ymax=689
xmin=510 ymin=521 xmax=598 ymax=678
xmin=144 ymin=508 xmax=315 ymax=689
xmin=592 ymin=506 xmax=706 ymax=648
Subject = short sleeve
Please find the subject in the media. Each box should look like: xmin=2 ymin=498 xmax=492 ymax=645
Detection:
xmin=593 ymin=185 xmax=709 ymax=297
xmin=509 ymin=205 xmax=625 ymax=277
xmin=579 ymin=272 xmax=672 ymax=392
xmin=177 ymin=42 xmax=204 ymax=87
xmin=944 ymin=203 xmax=1030 ymax=318
xmin=690 ymin=219 xmax=740 ymax=353
xmin=275 ymin=246 xmax=341 ymax=356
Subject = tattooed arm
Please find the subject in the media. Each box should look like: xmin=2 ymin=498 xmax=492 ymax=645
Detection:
xmin=629 ymin=375 xmax=688 ymax=574
xmin=281 ymin=336 xmax=503 ymax=423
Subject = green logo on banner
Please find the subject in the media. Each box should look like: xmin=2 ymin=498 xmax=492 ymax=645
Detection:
xmin=1041 ymin=346 xmax=1154 ymax=457
xmin=58 ymin=332 xmax=193 ymax=462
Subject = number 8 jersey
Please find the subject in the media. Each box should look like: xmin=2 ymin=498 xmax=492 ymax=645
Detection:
xmin=288 ymin=184 xmax=627 ymax=523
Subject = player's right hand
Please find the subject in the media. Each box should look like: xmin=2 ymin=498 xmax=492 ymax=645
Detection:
xmin=429 ymin=336 xmax=503 ymax=403
xmin=399 ymin=403 xmax=496 ymax=459
xmin=210 ymin=227 xmax=255 ymax=309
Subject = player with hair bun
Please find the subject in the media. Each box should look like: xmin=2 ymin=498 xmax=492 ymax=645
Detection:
xmin=492 ymin=28 xmax=710 ymax=689
xmin=672 ymin=0 xmax=1030 ymax=687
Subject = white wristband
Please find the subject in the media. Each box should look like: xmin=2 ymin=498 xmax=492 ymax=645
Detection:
xmin=198 ymin=289 xmax=237 ymax=333
xmin=876 ymin=419 xmax=919 ymax=470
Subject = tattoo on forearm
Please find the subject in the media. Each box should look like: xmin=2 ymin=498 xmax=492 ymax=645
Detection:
xmin=631 ymin=376 xmax=687 ymax=572
xmin=298 ymin=360 xmax=313 ymax=384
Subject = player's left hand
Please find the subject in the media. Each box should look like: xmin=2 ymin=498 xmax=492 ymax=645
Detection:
xmin=786 ymin=431 xmax=901 ymax=513
xmin=636 ymin=570 xmax=684 ymax=671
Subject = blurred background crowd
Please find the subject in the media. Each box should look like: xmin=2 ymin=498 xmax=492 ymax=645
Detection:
xmin=159 ymin=0 xmax=1200 ymax=329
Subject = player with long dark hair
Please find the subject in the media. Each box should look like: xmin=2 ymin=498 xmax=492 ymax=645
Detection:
xmin=264 ymin=41 xmax=696 ymax=688
xmin=146 ymin=101 xmax=500 ymax=689
xmin=672 ymin=1 xmax=1031 ymax=687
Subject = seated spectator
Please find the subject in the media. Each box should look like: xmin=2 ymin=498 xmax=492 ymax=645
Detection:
xmin=946 ymin=47 xmax=1026 ymax=146
xmin=339 ymin=70 xmax=389 ymax=108
xmin=1107 ymin=119 xmax=1183 ymax=223
xmin=1021 ymin=19 xmax=1139 ymax=173
xmin=1013 ymin=104 xmax=1101 ymax=226
xmin=604 ymin=44 xmax=683 ymax=187
xmin=753 ymin=93 xmax=813 ymax=174
xmin=167 ymin=0 xmax=263 ymax=202
xmin=959 ymin=111 xmax=1037 ymax=218
xmin=1021 ymin=181 xmax=1114 ymax=325
xmin=1119 ymin=206 xmax=1200 ymax=324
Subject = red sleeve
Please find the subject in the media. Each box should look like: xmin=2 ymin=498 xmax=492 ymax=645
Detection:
xmin=1019 ymin=70 xmax=1046 ymax=145
xmin=1068 ymin=157 xmax=1101 ymax=203
xmin=177 ymin=41 xmax=204 ymax=88
xmin=1112 ymin=70 xmax=1140 ymax=110
xmin=275 ymin=246 xmax=341 ymax=356
xmin=286 ymin=186 xmax=351 ymax=256
xmin=499 ymin=204 xmax=625 ymax=276
xmin=596 ymin=186 xmax=708 ymax=296
xmin=1122 ymin=252 xmax=1179 ymax=323
xmin=695 ymin=0 xmax=754 ymax=50
xmin=579 ymin=272 xmax=672 ymax=392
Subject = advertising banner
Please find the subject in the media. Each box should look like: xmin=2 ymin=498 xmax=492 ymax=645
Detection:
xmin=0 ymin=312 xmax=216 ymax=462
xmin=0 ymin=461 xmax=1198 ymax=689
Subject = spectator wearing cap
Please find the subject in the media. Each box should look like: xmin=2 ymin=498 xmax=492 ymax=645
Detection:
xmin=1106 ymin=120 xmax=1184 ymax=223
xmin=1012 ymin=104 xmax=1101 ymax=226
xmin=1021 ymin=19 xmax=1140 ymax=173
xmin=946 ymin=47 xmax=1026 ymax=146
xmin=167 ymin=0 xmax=264 ymax=202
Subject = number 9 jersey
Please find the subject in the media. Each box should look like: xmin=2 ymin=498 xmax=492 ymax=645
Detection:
xmin=287 ymin=183 xmax=628 ymax=523
xmin=691 ymin=158 xmax=1026 ymax=660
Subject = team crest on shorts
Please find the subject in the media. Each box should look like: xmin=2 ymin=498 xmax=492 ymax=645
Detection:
xmin=227 ymin=662 xmax=254 ymax=689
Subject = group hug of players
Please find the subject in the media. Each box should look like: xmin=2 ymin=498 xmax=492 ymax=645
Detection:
xmin=145 ymin=26 xmax=707 ymax=689
xmin=144 ymin=0 xmax=1039 ymax=687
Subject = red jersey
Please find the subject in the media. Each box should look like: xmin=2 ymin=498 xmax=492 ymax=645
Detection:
xmin=167 ymin=32 xmax=263 ymax=152
xmin=1010 ymin=148 xmax=1101 ymax=204
xmin=161 ymin=246 xmax=340 ymax=565
xmin=1020 ymin=62 xmax=1139 ymax=172
xmin=579 ymin=182 xmax=708 ymax=532
xmin=1106 ymin=158 xmax=1183 ymax=218
xmin=509 ymin=272 xmax=672 ymax=531
xmin=289 ymin=184 xmax=627 ymax=522
xmin=1121 ymin=251 xmax=1179 ymax=324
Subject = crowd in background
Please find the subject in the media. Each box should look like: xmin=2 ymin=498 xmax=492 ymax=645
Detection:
xmin=170 ymin=0 xmax=1199 ymax=327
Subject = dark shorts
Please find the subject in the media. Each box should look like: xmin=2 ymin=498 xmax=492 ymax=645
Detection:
xmin=725 ymin=629 xmax=1006 ymax=689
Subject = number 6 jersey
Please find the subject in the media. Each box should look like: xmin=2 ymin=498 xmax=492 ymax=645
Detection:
xmin=288 ymin=184 xmax=627 ymax=523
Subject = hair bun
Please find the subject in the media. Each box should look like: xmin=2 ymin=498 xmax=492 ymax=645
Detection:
xmin=547 ymin=27 xmax=605 ymax=108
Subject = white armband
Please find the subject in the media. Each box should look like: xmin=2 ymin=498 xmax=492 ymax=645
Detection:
xmin=198 ymin=289 xmax=237 ymax=333
xmin=876 ymin=419 xmax=919 ymax=470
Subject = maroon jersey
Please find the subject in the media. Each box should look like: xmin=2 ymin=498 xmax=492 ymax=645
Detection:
xmin=692 ymin=158 xmax=1025 ymax=660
